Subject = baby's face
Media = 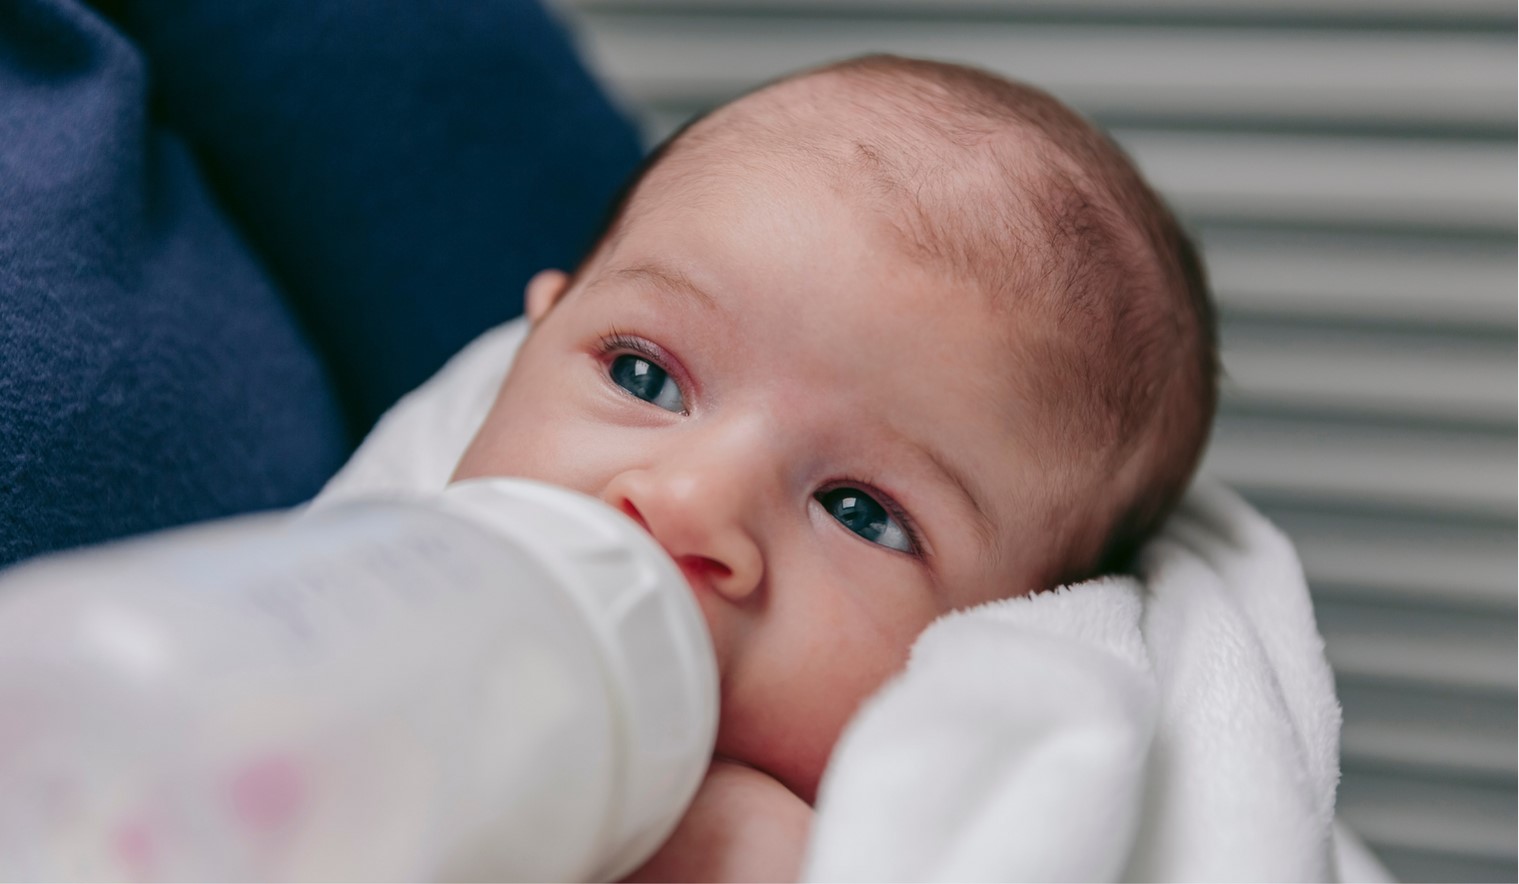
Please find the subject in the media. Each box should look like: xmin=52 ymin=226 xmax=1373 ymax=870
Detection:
xmin=455 ymin=149 xmax=1059 ymax=802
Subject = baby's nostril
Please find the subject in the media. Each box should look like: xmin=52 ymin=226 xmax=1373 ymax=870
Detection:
xmin=682 ymin=556 xmax=732 ymax=580
xmin=619 ymin=499 xmax=648 ymax=531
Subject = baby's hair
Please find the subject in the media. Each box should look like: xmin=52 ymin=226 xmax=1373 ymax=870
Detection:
xmin=575 ymin=55 xmax=1218 ymax=587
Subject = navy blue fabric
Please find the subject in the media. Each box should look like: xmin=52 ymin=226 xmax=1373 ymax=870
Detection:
xmin=0 ymin=0 xmax=643 ymax=567
xmin=112 ymin=0 xmax=644 ymax=432
xmin=0 ymin=0 xmax=349 ymax=566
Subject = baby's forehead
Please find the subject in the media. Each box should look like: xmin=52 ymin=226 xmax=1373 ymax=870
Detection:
xmin=641 ymin=81 xmax=1064 ymax=298
xmin=629 ymin=79 xmax=1113 ymax=412
xmin=671 ymin=75 xmax=1050 ymax=197
xmin=698 ymin=79 xmax=1168 ymax=463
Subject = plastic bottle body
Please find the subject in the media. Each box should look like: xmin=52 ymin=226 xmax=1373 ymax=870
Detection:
xmin=0 ymin=480 xmax=717 ymax=882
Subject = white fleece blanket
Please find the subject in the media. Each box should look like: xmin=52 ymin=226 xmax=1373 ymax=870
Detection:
xmin=317 ymin=319 xmax=1390 ymax=882
xmin=802 ymin=481 xmax=1384 ymax=882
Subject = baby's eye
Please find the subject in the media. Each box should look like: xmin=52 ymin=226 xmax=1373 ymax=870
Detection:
xmin=816 ymin=487 xmax=914 ymax=553
xmin=610 ymin=354 xmax=685 ymax=413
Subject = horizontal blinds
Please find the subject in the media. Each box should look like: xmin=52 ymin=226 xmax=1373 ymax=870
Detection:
xmin=552 ymin=2 xmax=1518 ymax=879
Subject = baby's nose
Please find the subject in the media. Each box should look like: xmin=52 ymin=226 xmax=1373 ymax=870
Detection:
xmin=602 ymin=469 xmax=763 ymax=605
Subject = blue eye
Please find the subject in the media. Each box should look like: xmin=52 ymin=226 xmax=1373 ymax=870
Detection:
xmin=610 ymin=354 xmax=685 ymax=413
xmin=816 ymin=487 xmax=914 ymax=553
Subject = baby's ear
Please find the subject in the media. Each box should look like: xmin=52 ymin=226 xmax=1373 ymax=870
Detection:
xmin=525 ymin=269 xmax=571 ymax=323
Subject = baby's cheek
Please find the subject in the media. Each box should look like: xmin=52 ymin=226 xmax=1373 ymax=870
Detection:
xmin=453 ymin=384 xmax=534 ymax=481
xmin=685 ymin=586 xmax=734 ymax=679
xmin=455 ymin=433 xmax=543 ymax=485
xmin=451 ymin=425 xmax=506 ymax=482
xmin=715 ymin=586 xmax=931 ymax=802
xmin=455 ymin=396 xmax=594 ymax=488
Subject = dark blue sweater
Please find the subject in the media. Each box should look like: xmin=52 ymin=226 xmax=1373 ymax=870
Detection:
xmin=0 ymin=0 xmax=642 ymax=566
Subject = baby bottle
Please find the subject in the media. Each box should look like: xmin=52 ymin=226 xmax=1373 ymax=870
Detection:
xmin=0 ymin=479 xmax=717 ymax=882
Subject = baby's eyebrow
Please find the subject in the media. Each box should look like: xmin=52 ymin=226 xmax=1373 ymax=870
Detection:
xmin=609 ymin=262 xmax=722 ymax=313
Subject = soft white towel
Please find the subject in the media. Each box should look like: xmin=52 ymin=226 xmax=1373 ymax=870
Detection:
xmin=314 ymin=320 xmax=527 ymax=505
xmin=803 ymin=480 xmax=1387 ymax=883
xmin=317 ymin=318 xmax=1391 ymax=883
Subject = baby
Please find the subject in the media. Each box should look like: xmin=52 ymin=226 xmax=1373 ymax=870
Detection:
xmin=453 ymin=55 xmax=1217 ymax=881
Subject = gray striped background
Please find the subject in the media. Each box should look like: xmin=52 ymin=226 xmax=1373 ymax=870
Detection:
xmin=548 ymin=2 xmax=1518 ymax=879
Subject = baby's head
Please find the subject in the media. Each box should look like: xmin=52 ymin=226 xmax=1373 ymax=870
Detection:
xmin=455 ymin=56 xmax=1216 ymax=802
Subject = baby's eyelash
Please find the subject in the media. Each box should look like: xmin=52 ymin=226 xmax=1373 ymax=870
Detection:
xmin=876 ymin=491 xmax=928 ymax=559
xmin=823 ymin=478 xmax=929 ymax=560
xmin=594 ymin=329 xmax=665 ymax=364
xmin=594 ymin=328 xmax=693 ymax=415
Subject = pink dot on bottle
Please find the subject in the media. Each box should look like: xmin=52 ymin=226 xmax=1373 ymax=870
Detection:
xmin=228 ymin=753 xmax=304 ymax=834
xmin=113 ymin=817 xmax=155 ymax=879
